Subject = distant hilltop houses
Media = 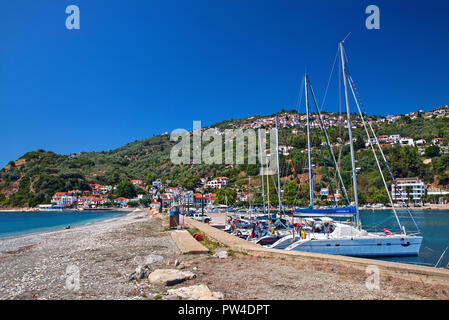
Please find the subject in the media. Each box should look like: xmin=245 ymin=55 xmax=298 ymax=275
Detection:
xmin=191 ymin=105 xmax=449 ymax=134
xmin=365 ymin=135 xmax=448 ymax=155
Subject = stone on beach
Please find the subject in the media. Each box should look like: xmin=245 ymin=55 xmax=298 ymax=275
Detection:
xmin=132 ymin=253 xmax=164 ymax=266
xmin=213 ymin=250 xmax=228 ymax=259
xmin=148 ymin=269 xmax=196 ymax=286
xmin=166 ymin=284 xmax=224 ymax=300
xmin=128 ymin=265 xmax=150 ymax=282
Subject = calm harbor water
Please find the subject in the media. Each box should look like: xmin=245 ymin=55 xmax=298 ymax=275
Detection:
xmin=359 ymin=209 xmax=449 ymax=267
xmin=0 ymin=210 xmax=130 ymax=239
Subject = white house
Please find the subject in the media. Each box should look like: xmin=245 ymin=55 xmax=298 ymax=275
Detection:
xmin=415 ymin=139 xmax=426 ymax=145
xmin=51 ymin=193 xmax=77 ymax=207
xmin=365 ymin=137 xmax=378 ymax=147
xmin=399 ymin=137 xmax=415 ymax=146
xmin=389 ymin=134 xmax=401 ymax=144
xmin=320 ymin=188 xmax=329 ymax=196
xmin=206 ymin=177 xmax=229 ymax=189
xmin=278 ymin=145 xmax=294 ymax=155
xmin=152 ymin=179 xmax=163 ymax=188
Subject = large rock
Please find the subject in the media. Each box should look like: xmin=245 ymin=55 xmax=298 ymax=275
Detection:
xmin=166 ymin=284 xmax=224 ymax=300
xmin=148 ymin=269 xmax=196 ymax=286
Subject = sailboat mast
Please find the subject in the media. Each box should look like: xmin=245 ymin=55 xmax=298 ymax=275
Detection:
xmin=339 ymin=41 xmax=360 ymax=229
xmin=267 ymin=164 xmax=271 ymax=217
xmin=275 ymin=115 xmax=283 ymax=215
xmin=258 ymin=129 xmax=267 ymax=213
xmin=305 ymin=74 xmax=314 ymax=208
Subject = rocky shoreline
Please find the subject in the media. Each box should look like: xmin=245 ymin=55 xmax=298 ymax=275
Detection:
xmin=0 ymin=209 xmax=448 ymax=300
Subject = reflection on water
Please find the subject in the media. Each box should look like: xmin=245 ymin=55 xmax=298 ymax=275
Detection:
xmin=359 ymin=210 xmax=449 ymax=267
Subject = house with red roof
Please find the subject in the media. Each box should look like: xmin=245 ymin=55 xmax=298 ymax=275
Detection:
xmin=131 ymin=179 xmax=144 ymax=186
xmin=114 ymin=197 xmax=129 ymax=206
xmin=432 ymin=138 xmax=445 ymax=146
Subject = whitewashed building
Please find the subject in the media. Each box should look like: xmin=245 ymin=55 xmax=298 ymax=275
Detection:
xmin=399 ymin=137 xmax=415 ymax=146
xmin=206 ymin=177 xmax=229 ymax=189
xmin=391 ymin=178 xmax=426 ymax=204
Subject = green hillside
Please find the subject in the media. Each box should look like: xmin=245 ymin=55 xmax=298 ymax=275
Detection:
xmin=1 ymin=108 xmax=449 ymax=208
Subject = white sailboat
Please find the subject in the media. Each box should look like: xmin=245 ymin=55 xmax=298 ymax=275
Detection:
xmin=271 ymin=41 xmax=423 ymax=257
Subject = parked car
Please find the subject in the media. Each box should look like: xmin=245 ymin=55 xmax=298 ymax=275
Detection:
xmin=191 ymin=213 xmax=212 ymax=224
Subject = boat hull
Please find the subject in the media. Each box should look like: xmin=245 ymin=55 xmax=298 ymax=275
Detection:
xmin=285 ymin=236 xmax=423 ymax=257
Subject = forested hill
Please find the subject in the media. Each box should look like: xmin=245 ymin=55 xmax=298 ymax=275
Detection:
xmin=1 ymin=106 xmax=448 ymax=207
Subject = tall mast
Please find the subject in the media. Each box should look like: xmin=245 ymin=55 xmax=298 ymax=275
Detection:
xmin=305 ymin=74 xmax=314 ymax=208
xmin=275 ymin=115 xmax=283 ymax=215
xmin=258 ymin=129 xmax=267 ymax=213
xmin=339 ymin=41 xmax=360 ymax=229
xmin=266 ymin=163 xmax=271 ymax=217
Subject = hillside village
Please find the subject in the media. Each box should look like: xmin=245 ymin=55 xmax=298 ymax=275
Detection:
xmin=38 ymin=105 xmax=449 ymax=210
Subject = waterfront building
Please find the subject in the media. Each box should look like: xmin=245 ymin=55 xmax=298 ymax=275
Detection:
xmin=391 ymin=178 xmax=426 ymax=204
xmin=114 ymin=197 xmax=129 ymax=206
xmin=51 ymin=192 xmax=77 ymax=207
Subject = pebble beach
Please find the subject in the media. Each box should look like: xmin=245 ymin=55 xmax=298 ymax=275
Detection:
xmin=0 ymin=209 xmax=448 ymax=300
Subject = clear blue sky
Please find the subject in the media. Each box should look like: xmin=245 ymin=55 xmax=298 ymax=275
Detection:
xmin=1 ymin=0 xmax=448 ymax=167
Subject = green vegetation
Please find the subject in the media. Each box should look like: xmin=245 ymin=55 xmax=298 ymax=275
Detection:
xmin=1 ymin=109 xmax=448 ymax=207
xmin=115 ymin=180 xmax=137 ymax=199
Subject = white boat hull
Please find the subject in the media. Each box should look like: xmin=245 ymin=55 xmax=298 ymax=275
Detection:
xmin=285 ymin=235 xmax=422 ymax=257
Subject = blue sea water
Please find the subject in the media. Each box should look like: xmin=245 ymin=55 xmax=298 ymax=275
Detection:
xmin=0 ymin=210 xmax=130 ymax=239
xmin=359 ymin=209 xmax=449 ymax=267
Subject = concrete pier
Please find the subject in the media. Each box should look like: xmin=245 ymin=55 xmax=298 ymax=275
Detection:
xmin=184 ymin=217 xmax=449 ymax=286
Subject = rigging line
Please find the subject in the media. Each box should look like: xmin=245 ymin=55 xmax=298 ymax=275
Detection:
xmin=347 ymin=76 xmax=403 ymax=232
xmin=318 ymin=143 xmax=337 ymax=207
xmin=306 ymin=78 xmax=351 ymax=205
xmin=435 ymin=246 xmax=449 ymax=268
xmin=342 ymin=32 xmax=351 ymax=43
xmin=321 ymin=46 xmax=340 ymax=108
xmin=278 ymin=123 xmax=308 ymax=206
xmin=296 ymin=75 xmax=305 ymax=113
xmin=347 ymin=73 xmax=420 ymax=234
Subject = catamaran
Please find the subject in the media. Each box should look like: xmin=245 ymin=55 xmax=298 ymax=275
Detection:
xmin=270 ymin=41 xmax=423 ymax=257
